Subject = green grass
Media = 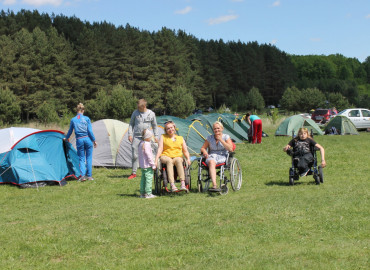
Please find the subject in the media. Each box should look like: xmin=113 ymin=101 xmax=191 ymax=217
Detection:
xmin=1 ymin=121 xmax=369 ymax=269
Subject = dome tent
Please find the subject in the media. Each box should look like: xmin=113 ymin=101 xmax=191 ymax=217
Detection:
xmin=324 ymin=115 xmax=359 ymax=135
xmin=0 ymin=128 xmax=80 ymax=188
xmin=275 ymin=115 xmax=324 ymax=136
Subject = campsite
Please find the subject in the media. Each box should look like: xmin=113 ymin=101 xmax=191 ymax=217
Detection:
xmin=0 ymin=5 xmax=369 ymax=270
xmin=1 ymin=116 xmax=369 ymax=269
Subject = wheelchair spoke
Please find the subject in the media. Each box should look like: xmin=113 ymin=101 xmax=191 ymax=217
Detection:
xmin=230 ymin=158 xmax=242 ymax=191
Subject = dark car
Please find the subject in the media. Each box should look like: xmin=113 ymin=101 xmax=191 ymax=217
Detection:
xmin=311 ymin=108 xmax=335 ymax=123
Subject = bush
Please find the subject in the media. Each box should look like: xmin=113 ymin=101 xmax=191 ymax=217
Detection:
xmin=167 ymin=85 xmax=195 ymax=118
xmin=107 ymin=84 xmax=136 ymax=119
xmin=36 ymin=101 xmax=59 ymax=126
xmin=247 ymin=87 xmax=265 ymax=112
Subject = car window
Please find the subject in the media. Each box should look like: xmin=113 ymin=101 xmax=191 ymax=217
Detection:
xmin=361 ymin=110 xmax=370 ymax=117
xmin=349 ymin=110 xmax=360 ymax=117
xmin=314 ymin=109 xmax=328 ymax=115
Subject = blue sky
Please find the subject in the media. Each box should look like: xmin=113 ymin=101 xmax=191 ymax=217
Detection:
xmin=1 ymin=0 xmax=369 ymax=62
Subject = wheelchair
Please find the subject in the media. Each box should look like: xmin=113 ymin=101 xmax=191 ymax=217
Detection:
xmin=154 ymin=158 xmax=191 ymax=196
xmin=196 ymin=150 xmax=242 ymax=195
xmin=287 ymin=131 xmax=324 ymax=185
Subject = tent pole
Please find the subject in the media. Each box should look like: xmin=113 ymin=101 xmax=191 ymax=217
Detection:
xmin=27 ymin=148 xmax=39 ymax=191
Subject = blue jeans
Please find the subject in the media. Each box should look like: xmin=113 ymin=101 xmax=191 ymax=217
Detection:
xmin=76 ymin=137 xmax=94 ymax=177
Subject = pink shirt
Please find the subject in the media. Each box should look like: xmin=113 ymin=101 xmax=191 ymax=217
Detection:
xmin=138 ymin=141 xmax=156 ymax=169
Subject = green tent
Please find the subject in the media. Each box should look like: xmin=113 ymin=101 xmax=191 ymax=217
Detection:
xmin=156 ymin=115 xmax=211 ymax=155
xmin=324 ymin=115 xmax=359 ymax=135
xmin=186 ymin=113 xmax=244 ymax=143
xmin=275 ymin=115 xmax=324 ymax=136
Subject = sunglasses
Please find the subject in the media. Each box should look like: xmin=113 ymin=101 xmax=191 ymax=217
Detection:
xmin=164 ymin=120 xmax=174 ymax=125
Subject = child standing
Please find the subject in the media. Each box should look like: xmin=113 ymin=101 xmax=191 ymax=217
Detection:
xmin=138 ymin=129 xmax=157 ymax=198
xmin=283 ymin=128 xmax=326 ymax=177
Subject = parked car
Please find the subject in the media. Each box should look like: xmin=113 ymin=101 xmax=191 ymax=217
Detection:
xmin=311 ymin=108 xmax=336 ymax=124
xmin=338 ymin=108 xmax=370 ymax=129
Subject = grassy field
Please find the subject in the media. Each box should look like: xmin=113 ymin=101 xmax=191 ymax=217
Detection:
xmin=1 ymin=119 xmax=369 ymax=269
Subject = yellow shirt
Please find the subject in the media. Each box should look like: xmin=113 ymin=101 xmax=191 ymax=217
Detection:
xmin=161 ymin=134 xmax=184 ymax=158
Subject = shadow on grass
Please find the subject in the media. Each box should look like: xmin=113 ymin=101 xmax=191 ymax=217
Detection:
xmin=109 ymin=174 xmax=132 ymax=179
xmin=116 ymin=193 xmax=139 ymax=197
xmin=266 ymin=180 xmax=318 ymax=186
xmin=265 ymin=181 xmax=301 ymax=186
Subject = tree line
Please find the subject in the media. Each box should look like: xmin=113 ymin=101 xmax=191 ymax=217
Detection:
xmin=0 ymin=9 xmax=369 ymax=125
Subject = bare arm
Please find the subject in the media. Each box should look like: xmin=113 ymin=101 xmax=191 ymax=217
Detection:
xmin=200 ymin=140 xmax=210 ymax=158
xmin=214 ymin=134 xmax=233 ymax=152
xmin=283 ymin=145 xmax=291 ymax=152
xmin=182 ymin=140 xmax=191 ymax=166
xmin=315 ymin=143 xmax=326 ymax=168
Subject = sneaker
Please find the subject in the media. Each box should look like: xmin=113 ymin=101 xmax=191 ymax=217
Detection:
xmin=180 ymin=185 xmax=188 ymax=191
xmin=170 ymin=185 xmax=178 ymax=192
xmin=145 ymin=194 xmax=157 ymax=199
xmin=77 ymin=176 xmax=86 ymax=182
xmin=139 ymin=194 xmax=146 ymax=198
xmin=300 ymin=169 xmax=310 ymax=177
xmin=128 ymin=174 xmax=137 ymax=179
xmin=87 ymin=177 xmax=94 ymax=181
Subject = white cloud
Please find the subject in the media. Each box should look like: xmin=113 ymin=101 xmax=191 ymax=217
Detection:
xmin=2 ymin=0 xmax=17 ymax=4
xmin=310 ymin=38 xmax=321 ymax=42
xmin=207 ymin=14 xmax=239 ymax=25
xmin=174 ymin=6 xmax=192 ymax=15
xmin=366 ymin=14 xmax=370 ymax=19
xmin=21 ymin=0 xmax=63 ymax=6
xmin=271 ymin=0 xmax=281 ymax=7
xmin=271 ymin=39 xmax=277 ymax=45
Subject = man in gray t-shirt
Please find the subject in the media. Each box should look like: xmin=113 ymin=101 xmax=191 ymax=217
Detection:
xmin=127 ymin=99 xmax=158 ymax=179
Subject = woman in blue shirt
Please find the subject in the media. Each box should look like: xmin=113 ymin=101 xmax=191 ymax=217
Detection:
xmin=65 ymin=103 xmax=97 ymax=181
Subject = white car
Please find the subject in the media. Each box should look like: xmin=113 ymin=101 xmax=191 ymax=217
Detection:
xmin=338 ymin=108 xmax=370 ymax=129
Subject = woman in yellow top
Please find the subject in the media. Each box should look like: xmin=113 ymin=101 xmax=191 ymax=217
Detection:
xmin=155 ymin=121 xmax=191 ymax=191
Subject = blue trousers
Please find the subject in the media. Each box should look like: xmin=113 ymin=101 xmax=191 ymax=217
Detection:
xmin=77 ymin=137 xmax=94 ymax=177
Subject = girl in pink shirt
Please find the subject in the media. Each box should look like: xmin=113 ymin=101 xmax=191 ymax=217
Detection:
xmin=138 ymin=129 xmax=157 ymax=198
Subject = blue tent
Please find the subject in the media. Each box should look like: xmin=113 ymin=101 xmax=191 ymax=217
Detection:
xmin=0 ymin=128 xmax=80 ymax=188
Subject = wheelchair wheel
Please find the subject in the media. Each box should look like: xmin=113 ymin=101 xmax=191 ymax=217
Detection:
xmin=289 ymin=168 xmax=294 ymax=185
xmin=318 ymin=166 xmax=324 ymax=183
xmin=230 ymin=158 xmax=242 ymax=191
xmin=184 ymin=163 xmax=191 ymax=190
xmin=220 ymin=184 xmax=229 ymax=195
xmin=154 ymin=168 xmax=163 ymax=196
xmin=189 ymin=159 xmax=199 ymax=191
xmin=198 ymin=166 xmax=210 ymax=193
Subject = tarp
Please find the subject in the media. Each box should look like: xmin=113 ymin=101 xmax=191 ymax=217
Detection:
xmin=324 ymin=115 xmax=359 ymax=135
xmin=71 ymin=119 xmax=162 ymax=168
xmin=0 ymin=128 xmax=80 ymax=187
xmin=275 ymin=115 xmax=324 ymax=136
xmin=156 ymin=115 xmax=211 ymax=155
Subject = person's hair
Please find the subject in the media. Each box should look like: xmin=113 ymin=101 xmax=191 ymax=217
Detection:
xmin=76 ymin=103 xmax=85 ymax=112
xmin=164 ymin=121 xmax=176 ymax=134
xmin=213 ymin=121 xmax=224 ymax=129
xmin=138 ymin=99 xmax=147 ymax=107
xmin=245 ymin=112 xmax=251 ymax=118
xmin=142 ymin=129 xmax=147 ymax=137
xmin=297 ymin=128 xmax=311 ymax=138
